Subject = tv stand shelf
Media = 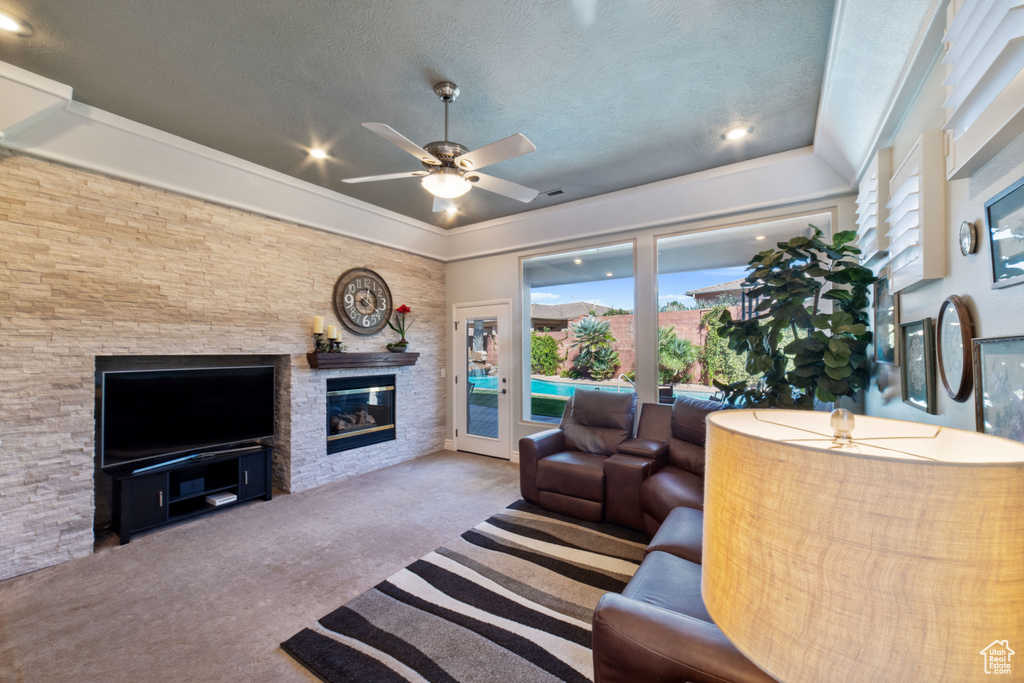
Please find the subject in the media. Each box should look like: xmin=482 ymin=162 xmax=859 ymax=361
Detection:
xmin=109 ymin=446 xmax=272 ymax=544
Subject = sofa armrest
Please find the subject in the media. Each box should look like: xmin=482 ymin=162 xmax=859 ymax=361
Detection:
xmin=616 ymin=438 xmax=667 ymax=459
xmin=592 ymin=593 xmax=774 ymax=683
xmin=603 ymin=454 xmax=653 ymax=531
xmin=518 ymin=429 xmax=565 ymax=505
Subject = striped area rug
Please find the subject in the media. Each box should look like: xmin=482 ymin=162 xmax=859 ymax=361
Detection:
xmin=281 ymin=500 xmax=647 ymax=682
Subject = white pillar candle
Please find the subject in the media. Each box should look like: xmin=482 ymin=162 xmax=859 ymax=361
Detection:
xmin=313 ymin=316 xmax=325 ymax=334
xmin=326 ymin=325 xmax=338 ymax=340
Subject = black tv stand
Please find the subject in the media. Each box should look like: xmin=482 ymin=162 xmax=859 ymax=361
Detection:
xmin=109 ymin=446 xmax=272 ymax=544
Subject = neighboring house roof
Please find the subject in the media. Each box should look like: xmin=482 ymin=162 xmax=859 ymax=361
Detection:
xmin=530 ymin=302 xmax=610 ymax=321
xmin=685 ymin=278 xmax=746 ymax=297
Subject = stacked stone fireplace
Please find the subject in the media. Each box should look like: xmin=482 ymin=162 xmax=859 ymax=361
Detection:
xmin=326 ymin=375 xmax=396 ymax=454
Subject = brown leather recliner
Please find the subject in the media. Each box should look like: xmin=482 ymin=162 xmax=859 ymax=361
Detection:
xmin=592 ymin=549 xmax=775 ymax=683
xmin=519 ymin=389 xmax=637 ymax=522
xmin=639 ymin=396 xmax=726 ymax=535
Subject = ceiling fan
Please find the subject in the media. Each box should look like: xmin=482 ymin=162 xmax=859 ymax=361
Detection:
xmin=342 ymin=81 xmax=540 ymax=212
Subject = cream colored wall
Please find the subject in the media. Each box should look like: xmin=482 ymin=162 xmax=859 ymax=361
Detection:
xmin=864 ymin=58 xmax=1024 ymax=428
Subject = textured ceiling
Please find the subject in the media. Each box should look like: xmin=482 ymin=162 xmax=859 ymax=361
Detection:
xmin=0 ymin=0 xmax=836 ymax=228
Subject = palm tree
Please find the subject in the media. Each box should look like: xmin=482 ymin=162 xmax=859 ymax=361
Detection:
xmin=658 ymin=325 xmax=698 ymax=385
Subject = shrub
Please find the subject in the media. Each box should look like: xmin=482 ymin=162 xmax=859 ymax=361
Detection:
xmin=530 ymin=332 xmax=560 ymax=375
xmin=698 ymin=305 xmax=751 ymax=387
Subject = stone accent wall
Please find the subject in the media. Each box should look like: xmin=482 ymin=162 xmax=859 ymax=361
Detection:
xmin=0 ymin=152 xmax=445 ymax=581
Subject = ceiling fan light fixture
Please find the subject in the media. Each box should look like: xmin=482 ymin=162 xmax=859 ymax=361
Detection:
xmin=421 ymin=170 xmax=472 ymax=199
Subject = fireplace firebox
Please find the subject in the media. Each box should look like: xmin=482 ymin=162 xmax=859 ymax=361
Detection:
xmin=326 ymin=375 xmax=395 ymax=453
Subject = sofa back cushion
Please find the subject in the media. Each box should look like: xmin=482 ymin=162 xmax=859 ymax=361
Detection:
xmin=668 ymin=397 xmax=726 ymax=475
xmin=562 ymin=389 xmax=637 ymax=455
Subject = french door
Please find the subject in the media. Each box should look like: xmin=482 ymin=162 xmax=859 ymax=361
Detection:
xmin=453 ymin=302 xmax=511 ymax=459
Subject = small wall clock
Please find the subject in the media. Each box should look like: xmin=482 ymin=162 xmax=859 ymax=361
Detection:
xmin=333 ymin=268 xmax=392 ymax=335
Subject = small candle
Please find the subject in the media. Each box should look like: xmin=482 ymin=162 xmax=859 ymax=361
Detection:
xmin=326 ymin=325 xmax=338 ymax=340
xmin=313 ymin=316 xmax=325 ymax=334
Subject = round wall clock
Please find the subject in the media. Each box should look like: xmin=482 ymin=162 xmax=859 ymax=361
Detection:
xmin=959 ymin=220 xmax=977 ymax=256
xmin=333 ymin=268 xmax=392 ymax=335
xmin=936 ymin=295 xmax=974 ymax=402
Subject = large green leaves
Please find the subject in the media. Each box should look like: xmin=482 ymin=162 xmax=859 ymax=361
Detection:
xmin=716 ymin=225 xmax=876 ymax=409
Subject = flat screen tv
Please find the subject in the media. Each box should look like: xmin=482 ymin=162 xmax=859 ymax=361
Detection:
xmin=100 ymin=366 xmax=275 ymax=471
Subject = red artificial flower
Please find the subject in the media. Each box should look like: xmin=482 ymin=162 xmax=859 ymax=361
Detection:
xmin=396 ymin=304 xmax=412 ymax=314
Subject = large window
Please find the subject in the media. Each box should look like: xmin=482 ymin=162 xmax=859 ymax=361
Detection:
xmin=522 ymin=243 xmax=635 ymax=423
xmin=656 ymin=213 xmax=831 ymax=400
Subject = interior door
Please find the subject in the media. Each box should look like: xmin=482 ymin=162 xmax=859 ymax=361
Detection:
xmin=454 ymin=302 xmax=511 ymax=459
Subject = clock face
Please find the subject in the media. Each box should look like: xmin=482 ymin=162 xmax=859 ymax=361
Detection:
xmin=332 ymin=268 xmax=393 ymax=335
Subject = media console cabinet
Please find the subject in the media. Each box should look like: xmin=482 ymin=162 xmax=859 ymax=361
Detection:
xmin=109 ymin=446 xmax=272 ymax=544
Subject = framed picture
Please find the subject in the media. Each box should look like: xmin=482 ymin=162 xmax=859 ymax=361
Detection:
xmin=985 ymin=174 xmax=1024 ymax=290
xmin=936 ymin=295 xmax=974 ymax=402
xmin=900 ymin=318 xmax=936 ymax=414
xmin=973 ymin=336 xmax=1024 ymax=442
xmin=873 ymin=274 xmax=899 ymax=365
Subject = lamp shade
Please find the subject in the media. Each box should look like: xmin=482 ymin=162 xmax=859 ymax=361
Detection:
xmin=421 ymin=170 xmax=471 ymax=198
xmin=703 ymin=409 xmax=1024 ymax=682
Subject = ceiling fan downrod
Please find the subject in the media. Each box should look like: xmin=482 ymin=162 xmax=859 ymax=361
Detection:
xmin=433 ymin=81 xmax=459 ymax=143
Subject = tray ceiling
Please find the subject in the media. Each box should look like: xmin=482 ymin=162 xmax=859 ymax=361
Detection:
xmin=0 ymin=0 xmax=836 ymax=229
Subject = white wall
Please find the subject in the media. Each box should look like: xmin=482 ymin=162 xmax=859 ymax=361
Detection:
xmin=865 ymin=56 xmax=1024 ymax=428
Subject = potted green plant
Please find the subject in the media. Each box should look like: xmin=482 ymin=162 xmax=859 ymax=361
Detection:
xmin=714 ymin=226 xmax=876 ymax=409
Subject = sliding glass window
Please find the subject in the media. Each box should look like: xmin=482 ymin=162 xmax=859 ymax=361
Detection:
xmin=522 ymin=243 xmax=635 ymax=424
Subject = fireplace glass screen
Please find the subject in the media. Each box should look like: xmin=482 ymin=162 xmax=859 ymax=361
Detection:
xmin=326 ymin=375 xmax=395 ymax=453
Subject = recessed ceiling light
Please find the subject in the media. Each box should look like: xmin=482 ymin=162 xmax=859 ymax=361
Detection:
xmin=309 ymin=148 xmax=328 ymax=159
xmin=756 ymin=235 xmax=766 ymax=240
xmin=606 ymin=272 xmax=613 ymax=277
xmin=0 ymin=12 xmax=32 ymax=35
xmin=723 ymin=126 xmax=752 ymax=141
xmin=445 ymin=206 xmax=458 ymax=215
xmin=574 ymin=259 xmax=583 ymax=265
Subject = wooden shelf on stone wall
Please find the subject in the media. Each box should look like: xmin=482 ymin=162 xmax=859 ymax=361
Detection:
xmin=306 ymin=352 xmax=419 ymax=369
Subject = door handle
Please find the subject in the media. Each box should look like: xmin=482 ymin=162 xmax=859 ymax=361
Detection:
xmin=501 ymin=389 xmax=507 ymax=395
xmin=244 ymin=470 xmax=249 ymax=486
xmin=158 ymin=491 xmax=163 ymax=508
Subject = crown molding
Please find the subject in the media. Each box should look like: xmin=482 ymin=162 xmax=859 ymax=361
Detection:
xmin=0 ymin=64 xmax=449 ymax=261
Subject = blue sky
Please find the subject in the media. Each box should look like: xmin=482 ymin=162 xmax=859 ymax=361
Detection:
xmin=530 ymin=266 xmax=748 ymax=309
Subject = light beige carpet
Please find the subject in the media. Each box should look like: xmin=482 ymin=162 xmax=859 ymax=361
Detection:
xmin=0 ymin=450 xmax=521 ymax=683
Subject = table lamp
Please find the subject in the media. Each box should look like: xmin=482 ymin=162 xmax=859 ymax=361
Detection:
xmin=703 ymin=409 xmax=1024 ymax=682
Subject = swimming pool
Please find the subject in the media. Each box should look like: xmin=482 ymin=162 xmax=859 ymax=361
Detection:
xmin=469 ymin=376 xmax=714 ymax=400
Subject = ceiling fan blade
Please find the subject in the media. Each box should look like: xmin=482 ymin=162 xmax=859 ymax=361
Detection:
xmin=341 ymin=170 xmax=427 ymax=184
xmin=432 ymin=197 xmax=457 ymax=213
xmin=454 ymin=133 xmax=536 ymax=171
xmin=362 ymin=123 xmax=441 ymax=165
xmin=468 ymin=172 xmax=539 ymax=203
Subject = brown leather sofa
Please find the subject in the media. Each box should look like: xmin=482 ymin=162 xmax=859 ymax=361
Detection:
xmin=518 ymin=389 xmax=638 ymax=522
xmin=589 ymin=396 xmax=773 ymax=683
